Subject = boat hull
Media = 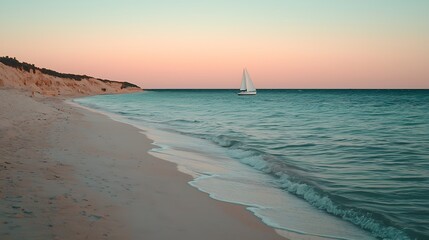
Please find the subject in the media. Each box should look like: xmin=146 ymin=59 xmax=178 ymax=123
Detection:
xmin=238 ymin=91 xmax=257 ymax=95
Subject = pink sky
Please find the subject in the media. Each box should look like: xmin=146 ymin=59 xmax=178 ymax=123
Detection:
xmin=1 ymin=1 xmax=428 ymax=89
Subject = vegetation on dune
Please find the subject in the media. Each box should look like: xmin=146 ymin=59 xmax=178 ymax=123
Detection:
xmin=0 ymin=56 xmax=140 ymax=89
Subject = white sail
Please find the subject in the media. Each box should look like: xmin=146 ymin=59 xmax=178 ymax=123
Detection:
xmin=238 ymin=68 xmax=257 ymax=95
xmin=240 ymin=69 xmax=247 ymax=91
xmin=244 ymin=68 xmax=256 ymax=92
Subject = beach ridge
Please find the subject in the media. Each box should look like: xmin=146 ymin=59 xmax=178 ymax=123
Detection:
xmin=0 ymin=57 xmax=142 ymax=97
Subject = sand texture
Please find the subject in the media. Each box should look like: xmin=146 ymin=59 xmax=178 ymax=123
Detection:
xmin=0 ymin=89 xmax=285 ymax=240
xmin=0 ymin=62 xmax=141 ymax=97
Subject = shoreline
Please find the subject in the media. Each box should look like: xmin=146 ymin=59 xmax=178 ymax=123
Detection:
xmin=72 ymin=92 xmax=383 ymax=240
xmin=0 ymin=89 xmax=285 ymax=239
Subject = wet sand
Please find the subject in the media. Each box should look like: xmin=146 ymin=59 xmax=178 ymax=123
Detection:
xmin=0 ymin=89 xmax=285 ymax=239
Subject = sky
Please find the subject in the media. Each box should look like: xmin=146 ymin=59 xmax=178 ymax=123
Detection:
xmin=1 ymin=0 xmax=428 ymax=89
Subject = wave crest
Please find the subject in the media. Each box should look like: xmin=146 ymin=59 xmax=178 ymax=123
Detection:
xmin=211 ymin=135 xmax=240 ymax=147
xmin=232 ymin=149 xmax=411 ymax=240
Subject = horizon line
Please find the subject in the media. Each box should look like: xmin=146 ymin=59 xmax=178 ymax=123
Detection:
xmin=144 ymin=88 xmax=429 ymax=90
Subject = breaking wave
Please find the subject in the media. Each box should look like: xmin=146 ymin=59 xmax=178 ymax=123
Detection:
xmin=227 ymin=147 xmax=411 ymax=240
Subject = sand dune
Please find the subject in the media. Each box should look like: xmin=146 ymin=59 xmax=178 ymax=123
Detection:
xmin=0 ymin=62 xmax=141 ymax=97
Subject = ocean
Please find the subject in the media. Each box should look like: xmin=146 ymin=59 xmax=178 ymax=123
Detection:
xmin=74 ymin=89 xmax=429 ymax=240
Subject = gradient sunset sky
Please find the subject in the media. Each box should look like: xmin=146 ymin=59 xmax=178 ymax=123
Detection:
xmin=1 ymin=0 xmax=428 ymax=89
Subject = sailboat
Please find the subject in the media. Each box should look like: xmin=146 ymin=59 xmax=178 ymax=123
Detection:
xmin=238 ymin=68 xmax=256 ymax=95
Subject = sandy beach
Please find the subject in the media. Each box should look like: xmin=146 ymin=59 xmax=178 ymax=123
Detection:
xmin=0 ymin=89 xmax=285 ymax=240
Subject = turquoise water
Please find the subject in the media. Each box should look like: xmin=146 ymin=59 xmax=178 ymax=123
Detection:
xmin=75 ymin=90 xmax=429 ymax=240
